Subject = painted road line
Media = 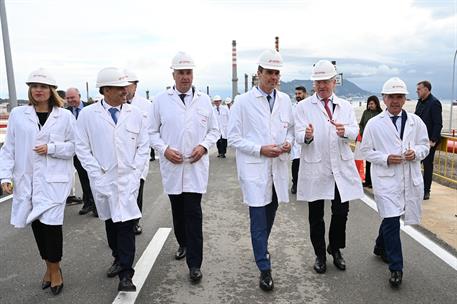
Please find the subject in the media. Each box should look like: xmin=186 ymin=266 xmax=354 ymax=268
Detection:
xmin=0 ymin=194 xmax=13 ymax=203
xmin=360 ymin=194 xmax=457 ymax=271
xmin=112 ymin=227 xmax=171 ymax=304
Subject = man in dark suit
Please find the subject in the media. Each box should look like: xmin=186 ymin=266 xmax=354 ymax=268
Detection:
xmin=66 ymin=87 xmax=97 ymax=216
xmin=414 ymin=80 xmax=443 ymax=200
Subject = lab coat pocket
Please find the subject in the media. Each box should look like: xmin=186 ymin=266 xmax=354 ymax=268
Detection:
xmin=46 ymin=156 xmax=71 ymax=183
xmin=376 ymin=167 xmax=395 ymax=177
xmin=303 ymin=152 xmax=321 ymax=163
xmin=197 ymin=109 xmax=209 ymax=128
xmin=412 ymin=174 xmax=423 ymax=186
xmin=243 ymin=155 xmax=262 ymax=180
xmin=126 ymin=121 xmax=140 ymax=141
xmin=339 ymin=142 xmax=354 ymax=161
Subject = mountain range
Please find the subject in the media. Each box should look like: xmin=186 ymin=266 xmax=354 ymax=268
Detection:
xmin=280 ymin=79 xmax=373 ymax=99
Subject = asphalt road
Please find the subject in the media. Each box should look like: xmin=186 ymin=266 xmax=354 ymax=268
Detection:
xmin=0 ymin=149 xmax=455 ymax=304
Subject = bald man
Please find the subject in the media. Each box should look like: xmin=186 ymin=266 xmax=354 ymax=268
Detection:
xmin=66 ymin=88 xmax=97 ymax=217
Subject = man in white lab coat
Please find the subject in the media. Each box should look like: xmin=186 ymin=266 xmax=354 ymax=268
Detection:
xmin=76 ymin=67 xmax=149 ymax=292
xmin=295 ymin=60 xmax=363 ymax=274
xmin=228 ymin=49 xmax=294 ymax=291
xmin=360 ymin=77 xmax=429 ymax=288
xmin=151 ymin=52 xmax=219 ymax=283
xmin=212 ymin=95 xmax=230 ymax=158
xmin=125 ymin=69 xmax=154 ymax=235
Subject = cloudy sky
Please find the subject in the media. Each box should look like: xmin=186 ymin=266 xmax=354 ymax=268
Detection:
xmin=0 ymin=0 xmax=456 ymax=100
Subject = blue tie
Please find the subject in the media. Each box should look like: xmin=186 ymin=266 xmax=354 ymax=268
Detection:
xmin=267 ymin=95 xmax=273 ymax=112
xmin=75 ymin=107 xmax=80 ymax=119
xmin=391 ymin=116 xmax=399 ymax=130
xmin=108 ymin=108 xmax=118 ymax=124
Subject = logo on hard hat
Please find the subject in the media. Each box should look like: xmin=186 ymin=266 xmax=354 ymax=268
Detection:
xmin=268 ymin=59 xmax=281 ymax=63
xmin=178 ymin=60 xmax=192 ymax=64
xmin=33 ymin=74 xmax=47 ymax=78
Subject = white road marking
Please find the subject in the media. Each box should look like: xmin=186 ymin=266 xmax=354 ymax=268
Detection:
xmin=360 ymin=194 xmax=457 ymax=271
xmin=0 ymin=194 xmax=13 ymax=203
xmin=112 ymin=227 xmax=171 ymax=304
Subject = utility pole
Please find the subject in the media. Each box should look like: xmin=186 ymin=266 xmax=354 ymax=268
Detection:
xmin=0 ymin=0 xmax=17 ymax=108
xmin=450 ymin=49 xmax=456 ymax=132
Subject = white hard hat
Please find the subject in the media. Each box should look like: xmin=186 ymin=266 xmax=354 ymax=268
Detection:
xmin=96 ymin=67 xmax=130 ymax=88
xmin=310 ymin=60 xmax=337 ymax=81
xmin=212 ymin=95 xmax=222 ymax=101
xmin=170 ymin=51 xmax=195 ymax=70
xmin=257 ymin=49 xmax=283 ymax=70
xmin=225 ymin=97 xmax=232 ymax=104
xmin=124 ymin=69 xmax=139 ymax=82
xmin=26 ymin=68 xmax=57 ymax=88
xmin=381 ymin=77 xmax=409 ymax=95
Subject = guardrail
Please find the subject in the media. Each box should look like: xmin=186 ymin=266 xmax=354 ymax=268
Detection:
xmin=435 ymin=135 xmax=457 ymax=184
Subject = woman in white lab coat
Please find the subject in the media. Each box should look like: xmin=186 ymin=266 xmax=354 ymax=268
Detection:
xmin=0 ymin=68 xmax=75 ymax=295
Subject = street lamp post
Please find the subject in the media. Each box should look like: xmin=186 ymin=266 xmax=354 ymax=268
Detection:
xmin=0 ymin=0 xmax=17 ymax=108
xmin=450 ymin=49 xmax=457 ymax=133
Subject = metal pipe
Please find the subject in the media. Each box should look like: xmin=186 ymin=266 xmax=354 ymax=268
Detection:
xmin=244 ymin=73 xmax=248 ymax=93
xmin=232 ymin=40 xmax=238 ymax=99
xmin=450 ymin=49 xmax=457 ymax=132
xmin=0 ymin=0 xmax=17 ymax=108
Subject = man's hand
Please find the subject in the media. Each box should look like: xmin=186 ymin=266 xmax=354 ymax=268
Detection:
xmin=429 ymin=140 xmax=436 ymax=147
xmin=33 ymin=144 xmax=48 ymax=155
xmin=190 ymin=145 xmax=207 ymax=163
xmin=1 ymin=182 xmax=13 ymax=194
xmin=305 ymin=123 xmax=314 ymax=140
xmin=403 ymin=149 xmax=416 ymax=161
xmin=330 ymin=120 xmax=345 ymax=137
xmin=260 ymin=144 xmax=282 ymax=158
xmin=387 ymin=154 xmax=403 ymax=165
xmin=164 ymin=147 xmax=183 ymax=164
xmin=280 ymin=141 xmax=292 ymax=153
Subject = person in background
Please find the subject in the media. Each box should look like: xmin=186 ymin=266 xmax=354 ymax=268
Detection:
xmin=124 ymin=69 xmax=154 ymax=235
xmin=66 ymin=87 xmax=97 ymax=216
xmin=212 ymin=95 xmax=230 ymax=158
xmin=295 ymin=60 xmax=363 ymax=275
xmin=225 ymin=97 xmax=233 ymax=109
xmin=76 ymin=67 xmax=149 ymax=292
xmin=414 ymin=80 xmax=442 ymax=200
xmin=0 ymin=68 xmax=75 ymax=295
xmin=291 ymin=86 xmax=307 ymax=194
xmin=151 ymin=52 xmax=219 ymax=283
xmin=358 ymin=95 xmax=383 ymax=188
xmin=360 ymin=77 xmax=429 ymax=288
xmin=228 ymin=49 xmax=294 ymax=291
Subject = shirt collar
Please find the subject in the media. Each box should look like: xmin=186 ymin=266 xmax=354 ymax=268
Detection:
xmin=101 ymin=99 xmax=122 ymax=111
xmin=256 ymin=87 xmax=276 ymax=100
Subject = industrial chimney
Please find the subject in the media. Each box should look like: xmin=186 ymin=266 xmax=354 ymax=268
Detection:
xmin=232 ymin=40 xmax=238 ymax=99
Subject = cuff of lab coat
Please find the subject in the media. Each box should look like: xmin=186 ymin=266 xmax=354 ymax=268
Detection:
xmin=47 ymin=144 xmax=56 ymax=155
xmin=159 ymin=144 xmax=169 ymax=156
xmin=253 ymin=144 xmax=261 ymax=157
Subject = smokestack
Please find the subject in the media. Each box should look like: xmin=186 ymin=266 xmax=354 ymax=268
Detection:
xmin=244 ymin=73 xmax=248 ymax=93
xmin=275 ymin=36 xmax=279 ymax=52
xmin=232 ymin=40 xmax=238 ymax=99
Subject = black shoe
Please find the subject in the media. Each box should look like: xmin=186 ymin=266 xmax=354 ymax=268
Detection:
xmin=189 ymin=268 xmax=202 ymax=283
xmin=78 ymin=204 xmax=94 ymax=215
xmin=175 ymin=246 xmax=186 ymax=260
xmin=221 ymin=154 xmax=226 ymax=158
xmin=118 ymin=277 xmax=136 ymax=292
xmin=291 ymin=184 xmax=297 ymax=194
xmin=217 ymin=154 xmax=221 ymax=158
xmin=150 ymin=157 xmax=155 ymax=161
xmin=66 ymin=195 xmax=83 ymax=205
xmin=424 ymin=192 xmax=430 ymax=200
xmin=313 ymin=256 xmax=327 ymax=274
xmin=41 ymin=280 xmax=51 ymax=290
xmin=50 ymin=269 xmax=63 ymax=295
xmin=373 ymin=246 xmax=389 ymax=263
xmin=107 ymin=261 xmax=122 ymax=278
xmin=327 ymin=245 xmax=346 ymax=270
xmin=133 ymin=223 xmax=142 ymax=235
xmin=92 ymin=209 xmax=98 ymax=217
xmin=389 ymin=270 xmax=403 ymax=288
xmin=259 ymin=270 xmax=274 ymax=291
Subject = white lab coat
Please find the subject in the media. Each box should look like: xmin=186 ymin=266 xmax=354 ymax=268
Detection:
xmin=129 ymin=95 xmax=154 ymax=180
xmin=212 ymin=105 xmax=230 ymax=139
xmin=294 ymin=93 xmax=363 ymax=202
xmin=0 ymin=105 xmax=75 ymax=228
xmin=360 ymin=110 xmax=429 ymax=224
xmin=227 ymin=87 xmax=294 ymax=207
xmin=290 ymin=103 xmax=302 ymax=160
xmin=75 ymin=101 xmax=149 ymax=222
xmin=151 ymin=87 xmax=220 ymax=194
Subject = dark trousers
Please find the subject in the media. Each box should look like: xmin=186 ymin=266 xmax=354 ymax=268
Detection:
xmin=137 ymin=178 xmax=145 ymax=212
xmin=365 ymin=161 xmax=372 ymax=185
xmin=105 ymin=219 xmax=136 ymax=279
xmin=150 ymin=148 xmax=155 ymax=161
xmin=31 ymin=220 xmax=63 ymax=263
xmin=292 ymin=158 xmax=300 ymax=186
xmin=249 ymin=187 xmax=278 ymax=271
xmin=169 ymin=192 xmax=203 ymax=269
xmin=308 ymin=185 xmax=349 ymax=258
xmin=422 ymin=145 xmax=436 ymax=193
xmin=375 ymin=216 xmax=403 ymax=271
xmin=74 ymin=155 xmax=94 ymax=208
xmin=216 ymin=137 xmax=227 ymax=155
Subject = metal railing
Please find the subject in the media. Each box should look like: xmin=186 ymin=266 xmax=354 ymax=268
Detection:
xmin=434 ymin=135 xmax=457 ymax=184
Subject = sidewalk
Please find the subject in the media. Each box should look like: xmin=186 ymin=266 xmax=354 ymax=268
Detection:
xmin=420 ymin=181 xmax=457 ymax=250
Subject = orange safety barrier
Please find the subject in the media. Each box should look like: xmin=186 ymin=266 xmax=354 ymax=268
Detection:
xmin=354 ymin=134 xmax=365 ymax=181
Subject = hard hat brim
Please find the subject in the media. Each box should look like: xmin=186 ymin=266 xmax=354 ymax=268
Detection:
xmin=310 ymin=73 xmax=337 ymax=81
xmin=26 ymin=81 xmax=57 ymax=88
xmin=96 ymin=80 xmax=130 ymax=88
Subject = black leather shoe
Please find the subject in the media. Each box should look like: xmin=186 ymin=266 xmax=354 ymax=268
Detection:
xmin=221 ymin=154 xmax=226 ymax=158
xmin=118 ymin=277 xmax=136 ymax=292
xmin=389 ymin=270 xmax=403 ymax=288
xmin=41 ymin=280 xmax=51 ymax=290
xmin=175 ymin=246 xmax=186 ymax=260
xmin=133 ymin=223 xmax=142 ymax=235
xmin=373 ymin=246 xmax=389 ymax=263
xmin=424 ymin=192 xmax=430 ymax=200
xmin=189 ymin=268 xmax=202 ymax=283
xmin=327 ymin=245 xmax=346 ymax=270
xmin=50 ymin=269 xmax=63 ymax=295
xmin=259 ymin=270 xmax=274 ymax=291
xmin=313 ymin=256 xmax=327 ymax=274
xmin=291 ymin=184 xmax=297 ymax=194
xmin=78 ymin=204 xmax=94 ymax=215
xmin=107 ymin=262 xmax=122 ymax=278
